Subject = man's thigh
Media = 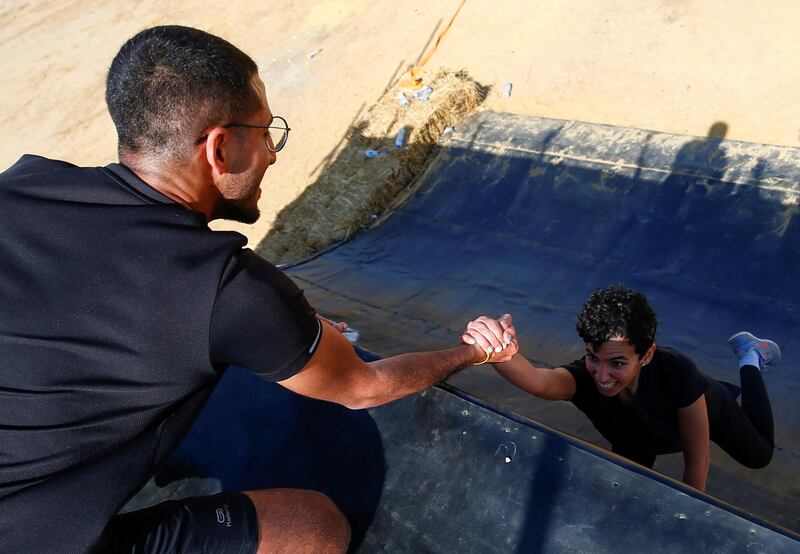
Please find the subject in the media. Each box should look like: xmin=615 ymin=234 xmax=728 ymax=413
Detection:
xmin=99 ymin=491 xmax=258 ymax=554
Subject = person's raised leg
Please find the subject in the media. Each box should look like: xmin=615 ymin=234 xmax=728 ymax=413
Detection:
xmin=727 ymin=331 xmax=778 ymax=442
xmin=716 ymin=332 xmax=779 ymax=468
xmin=244 ymin=488 xmax=350 ymax=554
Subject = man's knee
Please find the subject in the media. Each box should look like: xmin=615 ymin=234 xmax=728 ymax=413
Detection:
xmin=245 ymin=488 xmax=350 ymax=553
xmin=295 ymin=490 xmax=351 ymax=551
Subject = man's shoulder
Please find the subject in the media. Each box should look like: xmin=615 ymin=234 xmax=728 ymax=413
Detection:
xmin=2 ymin=154 xmax=79 ymax=178
xmin=1 ymin=155 xmax=180 ymax=209
xmin=1 ymin=155 xmax=113 ymax=192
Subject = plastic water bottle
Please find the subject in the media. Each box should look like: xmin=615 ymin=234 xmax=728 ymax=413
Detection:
xmin=439 ymin=126 xmax=454 ymax=143
xmin=342 ymin=328 xmax=360 ymax=343
xmin=412 ymin=86 xmax=433 ymax=102
xmin=395 ymin=128 xmax=407 ymax=148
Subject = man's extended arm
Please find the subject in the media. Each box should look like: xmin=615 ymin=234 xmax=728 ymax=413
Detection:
xmin=278 ymin=319 xmax=518 ymax=410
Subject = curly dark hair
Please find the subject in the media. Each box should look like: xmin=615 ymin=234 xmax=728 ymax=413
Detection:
xmin=106 ymin=26 xmax=260 ymax=164
xmin=576 ymin=285 xmax=658 ymax=357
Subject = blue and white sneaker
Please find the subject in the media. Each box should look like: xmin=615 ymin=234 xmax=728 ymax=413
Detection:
xmin=727 ymin=331 xmax=782 ymax=371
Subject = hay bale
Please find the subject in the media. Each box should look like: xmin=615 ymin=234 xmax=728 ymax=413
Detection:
xmin=257 ymin=68 xmax=486 ymax=265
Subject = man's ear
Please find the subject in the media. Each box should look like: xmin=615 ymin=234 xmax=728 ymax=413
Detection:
xmin=204 ymin=127 xmax=229 ymax=178
xmin=641 ymin=343 xmax=656 ymax=366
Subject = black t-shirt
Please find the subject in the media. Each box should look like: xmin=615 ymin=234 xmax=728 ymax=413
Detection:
xmin=562 ymin=346 xmax=728 ymax=455
xmin=0 ymin=156 xmax=320 ymax=553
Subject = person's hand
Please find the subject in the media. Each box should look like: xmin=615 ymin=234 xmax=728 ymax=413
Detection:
xmin=461 ymin=314 xmax=518 ymax=364
xmin=317 ymin=314 xmax=348 ymax=333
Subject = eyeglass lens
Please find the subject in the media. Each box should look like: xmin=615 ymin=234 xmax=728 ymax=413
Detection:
xmin=268 ymin=116 xmax=289 ymax=152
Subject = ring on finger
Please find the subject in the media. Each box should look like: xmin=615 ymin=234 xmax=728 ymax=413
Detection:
xmin=473 ymin=349 xmax=492 ymax=365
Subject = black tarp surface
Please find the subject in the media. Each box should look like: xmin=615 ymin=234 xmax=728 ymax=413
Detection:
xmin=283 ymin=112 xmax=800 ymax=532
xmin=150 ymin=368 xmax=798 ymax=552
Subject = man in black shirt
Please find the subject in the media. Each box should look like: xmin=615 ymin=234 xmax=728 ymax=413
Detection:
xmin=462 ymin=286 xmax=778 ymax=491
xmin=0 ymin=26 xmax=517 ymax=553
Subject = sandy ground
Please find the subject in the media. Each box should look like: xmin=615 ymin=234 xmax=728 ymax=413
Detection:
xmin=2 ymin=0 xmax=800 ymax=247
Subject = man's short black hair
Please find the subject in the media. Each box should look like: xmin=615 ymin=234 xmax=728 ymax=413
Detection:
xmin=106 ymin=25 xmax=259 ymax=163
xmin=576 ymin=285 xmax=658 ymax=357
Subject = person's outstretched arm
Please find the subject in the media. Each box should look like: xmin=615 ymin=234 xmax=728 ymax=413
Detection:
xmin=461 ymin=315 xmax=576 ymax=401
xmin=677 ymin=395 xmax=710 ymax=491
xmin=278 ymin=319 xmax=518 ymax=410
xmin=492 ymin=353 xmax=576 ymax=401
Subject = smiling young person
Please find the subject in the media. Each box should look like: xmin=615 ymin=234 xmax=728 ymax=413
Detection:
xmin=462 ymin=285 xmax=780 ymax=491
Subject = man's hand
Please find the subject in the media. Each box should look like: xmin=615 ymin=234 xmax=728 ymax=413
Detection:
xmin=461 ymin=314 xmax=519 ymax=363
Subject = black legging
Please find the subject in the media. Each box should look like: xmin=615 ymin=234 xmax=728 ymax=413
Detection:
xmin=613 ymin=365 xmax=775 ymax=470
xmin=711 ymin=364 xmax=774 ymax=469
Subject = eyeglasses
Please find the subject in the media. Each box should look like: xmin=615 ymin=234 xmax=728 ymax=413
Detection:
xmin=195 ymin=115 xmax=291 ymax=152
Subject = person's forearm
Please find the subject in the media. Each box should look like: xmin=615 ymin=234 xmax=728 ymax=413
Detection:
xmin=361 ymin=345 xmax=484 ymax=408
xmin=682 ymin=461 xmax=709 ymax=491
xmin=493 ymin=354 xmax=550 ymax=397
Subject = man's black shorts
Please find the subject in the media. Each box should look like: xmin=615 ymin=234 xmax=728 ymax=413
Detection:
xmin=96 ymin=492 xmax=259 ymax=553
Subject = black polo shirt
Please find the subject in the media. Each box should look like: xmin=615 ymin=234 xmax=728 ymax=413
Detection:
xmin=0 ymin=155 xmax=320 ymax=553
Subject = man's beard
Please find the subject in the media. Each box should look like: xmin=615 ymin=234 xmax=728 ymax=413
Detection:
xmin=211 ymin=196 xmax=260 ymax=224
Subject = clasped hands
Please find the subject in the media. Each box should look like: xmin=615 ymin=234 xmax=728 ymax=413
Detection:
xmin=321 ymin=311 xmax=518 ymax=366
xmin=461 ymin=314 xmax=519 ymax=365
